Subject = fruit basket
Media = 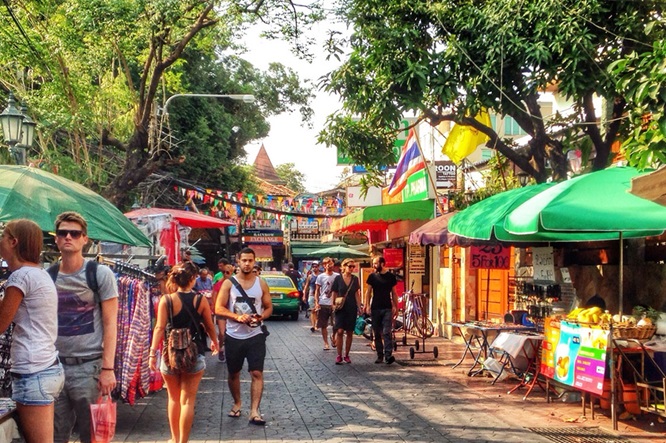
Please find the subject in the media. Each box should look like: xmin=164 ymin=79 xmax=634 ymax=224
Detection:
xmin=612 ymin=325 xmax=657 ymax=340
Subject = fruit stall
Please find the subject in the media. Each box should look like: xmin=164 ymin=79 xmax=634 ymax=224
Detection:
xmin=541 ymin=305 xmax=663 ymax=430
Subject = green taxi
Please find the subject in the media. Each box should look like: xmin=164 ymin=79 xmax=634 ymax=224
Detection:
xmin=261 ymin=273 xmax=301 ymax=320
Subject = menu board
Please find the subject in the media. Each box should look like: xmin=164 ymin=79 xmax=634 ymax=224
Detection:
xmin=541 ymin=320 xmax=609 ymax=395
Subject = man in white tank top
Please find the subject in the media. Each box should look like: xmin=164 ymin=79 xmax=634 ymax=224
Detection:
xmin=215 ymin=247 xmax=273 ymax=426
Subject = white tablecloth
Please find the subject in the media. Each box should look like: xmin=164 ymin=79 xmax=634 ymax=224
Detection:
xmin=491 ymin=332 xmax=544 ymax=359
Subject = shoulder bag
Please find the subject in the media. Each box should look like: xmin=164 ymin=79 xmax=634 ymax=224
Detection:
xmin=334 ymin=275 xmax=356 ymax=312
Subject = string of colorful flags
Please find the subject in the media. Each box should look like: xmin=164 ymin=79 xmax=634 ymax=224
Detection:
xmin=172 ymin=181 xmax=347 ymax=222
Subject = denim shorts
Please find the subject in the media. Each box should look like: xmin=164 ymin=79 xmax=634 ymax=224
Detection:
xmin=160 ymin=353 xmax=206 ymax=376
xmin=11 ymin=363 xmax=65 ymax=406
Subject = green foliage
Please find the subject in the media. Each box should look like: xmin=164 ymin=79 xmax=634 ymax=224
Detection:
xmin=275 ymin=163 xmax=306 ymax=193
xmin=0 ymin=0 xmax=323 ymax=207
xmin=323 ymin=0 xmax=661 ymax=184
xmin=610 ymin=28 xmax=666 ymax=169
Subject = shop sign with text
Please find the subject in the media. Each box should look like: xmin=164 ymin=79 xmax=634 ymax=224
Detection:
xmin=533 ymin=247 xmax=556 ymax=282
xmin=435 ymin=161 xmax=457 ymax=189
xmin=384 ymin=248 xmax=404 ymax=268
xmin=469 ymin=245 xmax=510 ymax=269
xmin=403 ymin=169 xmax=429 ymax=202
xmin=241 ymin=229 xmax=284 ymax=245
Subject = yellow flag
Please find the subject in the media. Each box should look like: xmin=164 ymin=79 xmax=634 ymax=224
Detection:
xmin=441 ymin=110 xmax=491 ymax=164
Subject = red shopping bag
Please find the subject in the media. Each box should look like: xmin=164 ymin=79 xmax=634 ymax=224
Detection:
xmin=90 ymin=396 xmax=116 ymax=443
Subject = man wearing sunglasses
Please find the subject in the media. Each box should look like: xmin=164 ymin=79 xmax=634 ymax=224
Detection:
xmin=51 ymin=212 xmax=119 ymax=443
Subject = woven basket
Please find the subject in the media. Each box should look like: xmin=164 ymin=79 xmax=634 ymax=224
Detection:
xmin=612 ymin=325 xmax=657 ymax=340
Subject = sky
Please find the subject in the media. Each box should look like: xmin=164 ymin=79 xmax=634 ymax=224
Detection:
xmin=240 ymin=26 xmax=347 ymax=194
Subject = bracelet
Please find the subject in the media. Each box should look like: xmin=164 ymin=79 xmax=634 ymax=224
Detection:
xmin=101 ymin=367 xmax=114 ymax=371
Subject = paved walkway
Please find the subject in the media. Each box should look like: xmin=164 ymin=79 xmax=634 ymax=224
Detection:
xmin=111 ymin=317 xmax=666 ymax=442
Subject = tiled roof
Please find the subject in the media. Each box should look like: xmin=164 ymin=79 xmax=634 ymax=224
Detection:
xmin=258 ymin=178 xmax=297 ymax=197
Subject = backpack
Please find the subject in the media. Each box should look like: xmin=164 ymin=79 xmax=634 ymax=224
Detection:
xmin=47 ymin=260 xmax=100 ymax=302
xmin=163 ymin=293 xmax=203 ymax=373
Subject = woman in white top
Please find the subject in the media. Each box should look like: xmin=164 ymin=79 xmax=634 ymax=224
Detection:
xmin=0 ymin=219 xmax=64 ymax=442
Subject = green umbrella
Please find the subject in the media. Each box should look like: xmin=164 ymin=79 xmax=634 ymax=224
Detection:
xmin=504 ymin=166 xmax=666 ymax=316
xmin=447 ymin=183 xmax=642 ymax=244
xmin=505 ymin=167 xmax=666 ymax=236
xmin=305 ymin=245 xmax=370 ymax=260
xmin=0 ymin=165 xmax=151 ymax=246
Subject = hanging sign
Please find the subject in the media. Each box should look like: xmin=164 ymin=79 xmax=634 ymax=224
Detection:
xmin=533 ymin=246 xmax=556 ymax=282
xmin=384 ymin=248 xmax=404 ymax=268
xmin=469 ymin=245 xmax=510 ymax=269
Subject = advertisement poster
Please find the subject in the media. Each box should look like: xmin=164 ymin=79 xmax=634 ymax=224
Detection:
xmin=541 ymin=320 xmax=609 ymax=395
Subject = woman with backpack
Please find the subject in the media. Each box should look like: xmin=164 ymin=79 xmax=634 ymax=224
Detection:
xmin=149 ymin=261 xmax=218 ymax=443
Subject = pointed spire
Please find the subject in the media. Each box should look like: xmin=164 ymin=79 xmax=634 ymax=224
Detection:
xmin=253 ymin=144 xmax=282 ymax=183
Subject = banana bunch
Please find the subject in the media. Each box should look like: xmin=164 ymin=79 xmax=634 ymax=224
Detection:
xmin=566 ymin=306 xmax=608 ymax=325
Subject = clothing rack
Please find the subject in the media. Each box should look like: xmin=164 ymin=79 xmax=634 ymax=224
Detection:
xmin=101 ymin=258 xmax=156 ymax=281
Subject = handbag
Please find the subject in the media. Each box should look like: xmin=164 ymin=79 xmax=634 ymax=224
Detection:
xmin=230 ymin=277 xmax=270 ymax=337
xmin=333 ymin=276 xmax=356 ymax=312
xmin=90 ymin=395 xmax=116 ymax=443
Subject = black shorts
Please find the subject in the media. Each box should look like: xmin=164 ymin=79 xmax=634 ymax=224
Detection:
xmin=225 ymin=334 xmax=266 ymax=374
xmin=317 ymin=305 xmax=333 ymax=329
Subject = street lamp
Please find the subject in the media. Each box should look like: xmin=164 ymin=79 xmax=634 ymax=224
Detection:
xmin=567 ymin=149 xmax=582 ymax=176
xmin=0 ymin=92 xmax=36 ymax=165
xmin=162 ymin=93 xmax=255 ymax=115
xmin=516 ymin=171 xmax=530 ymax=187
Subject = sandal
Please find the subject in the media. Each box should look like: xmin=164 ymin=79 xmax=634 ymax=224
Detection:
xmin=227 ymin=408 xmax=242 ymax=418
xmin=249 ymin=416 xmax=266 ymax=426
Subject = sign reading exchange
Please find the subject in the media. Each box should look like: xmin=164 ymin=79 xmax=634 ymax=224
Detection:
xmin=241 ymin=229 xmax=284 ymax=245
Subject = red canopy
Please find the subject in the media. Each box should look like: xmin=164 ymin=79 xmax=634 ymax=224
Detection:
xmin=125 ymin=207 xmax=234 ymax=229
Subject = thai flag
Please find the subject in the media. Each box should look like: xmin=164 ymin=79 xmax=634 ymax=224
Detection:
xmin=388 ymin=128 xmax=425 ymax=197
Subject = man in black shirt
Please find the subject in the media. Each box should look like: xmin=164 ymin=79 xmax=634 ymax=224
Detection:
xmin=284 ymin=262 xmax=301 ymax=288
xmin=364 ymin=256 xmax=398 ymax=364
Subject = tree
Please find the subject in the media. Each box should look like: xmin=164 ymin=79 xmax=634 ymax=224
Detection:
xmin=611 ymin=30 xmax=666 ymax=169
xmin=319 ymin=0 xmax=663 ymax=185
xmin=275 ymin=162 xmax=306 ymax=193
xmin=0 ymin=0 xmax=322 ymax=207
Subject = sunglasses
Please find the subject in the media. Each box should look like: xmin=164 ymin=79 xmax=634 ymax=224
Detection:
xmin=346 ymin=264 xmax=356 ymax=269
xmin=56 ymin=229 xmax=84 ymax=239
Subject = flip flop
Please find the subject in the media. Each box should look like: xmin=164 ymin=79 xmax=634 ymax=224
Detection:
xmin=249 ymin=416 xmax=266 ymax=426
xmin=227 ymin=409 xmax=241 ymax=418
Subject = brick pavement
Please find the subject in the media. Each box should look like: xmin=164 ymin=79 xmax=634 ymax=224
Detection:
xmin=110 ymin=318 xmax=666 ymax=442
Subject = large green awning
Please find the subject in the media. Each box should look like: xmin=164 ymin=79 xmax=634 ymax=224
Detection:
xmin=333 ymin=199 xmax=435 ymax=233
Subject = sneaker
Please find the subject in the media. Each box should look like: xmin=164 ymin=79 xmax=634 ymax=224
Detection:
xmin=343 ymin=356 xmax=351 ymax=364
xmin=386 ymin=356 xmax=396 ymax=365
xmin=218 ymin=349 xmax=226 ymax=363
xmin=375 ymin=356 xmax=384 ymax=364
xmin=310 ymin=327 xmax=315 ymax=333
xmin=335 ymin=355 xmax=343 ymax=365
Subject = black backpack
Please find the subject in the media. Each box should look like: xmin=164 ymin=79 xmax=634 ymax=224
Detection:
xmin=47 ymin=260 xmax=100 ymax=302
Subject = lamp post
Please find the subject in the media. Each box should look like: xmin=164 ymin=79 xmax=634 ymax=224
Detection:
xmin=162 ymin=93 xmax=255 ymax=115
xmin=516 ymin=171 xmax=530 ymax=187
xmin=0 ymin=92 xmax=36 ymax=165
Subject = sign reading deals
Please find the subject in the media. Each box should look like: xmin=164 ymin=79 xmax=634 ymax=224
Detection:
xmin=541 ymin=319 xmax=609 ymax=396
